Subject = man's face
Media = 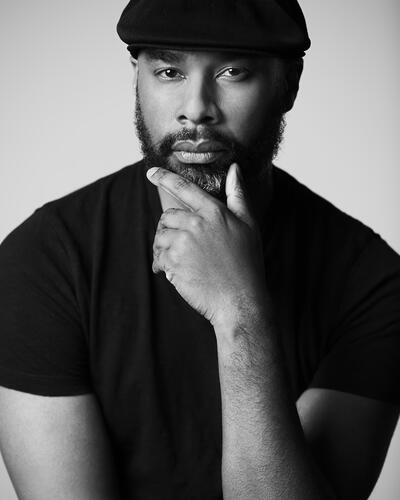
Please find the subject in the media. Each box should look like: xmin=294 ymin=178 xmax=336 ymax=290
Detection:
xmin=134 ymin=48 xmax=288 ymax=199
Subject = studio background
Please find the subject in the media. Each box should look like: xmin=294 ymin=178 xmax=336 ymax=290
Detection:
xmin=0 ymin=1 xmax=399 ymax=498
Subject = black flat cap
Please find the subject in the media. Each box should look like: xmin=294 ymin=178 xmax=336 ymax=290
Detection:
xmin=117 ymin=0 xmax=311 ymax=59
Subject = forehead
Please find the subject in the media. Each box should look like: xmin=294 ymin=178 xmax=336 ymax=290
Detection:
xmin=139 ymin=48 xmax=271 ymax=66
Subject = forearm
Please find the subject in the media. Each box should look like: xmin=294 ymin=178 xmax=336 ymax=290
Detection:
xmin=148 ymin=165 xmax=337 ymax=497
xmin=215 ymin=310 xmax=336 ymax=500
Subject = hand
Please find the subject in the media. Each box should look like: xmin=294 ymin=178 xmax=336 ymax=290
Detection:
xmin=147 ymin=163 xmax=268 ymax=329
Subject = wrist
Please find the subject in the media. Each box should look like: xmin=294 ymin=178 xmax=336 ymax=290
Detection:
xmin=212 ymin=285 xmax=272 ymax=330
xmin=213 ymin=303 xmax=274 ymax=354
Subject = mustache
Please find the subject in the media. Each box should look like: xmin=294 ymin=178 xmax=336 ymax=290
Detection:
xmin=156 ymin=128 xmax=237 ymax=157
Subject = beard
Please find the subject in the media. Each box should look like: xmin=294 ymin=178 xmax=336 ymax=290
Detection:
xmin=134 ymin=86 xmax=286 ymax=201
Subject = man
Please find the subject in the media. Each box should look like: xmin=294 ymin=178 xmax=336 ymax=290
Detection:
xmin=0 ymin=1 xmax=399 ymax=499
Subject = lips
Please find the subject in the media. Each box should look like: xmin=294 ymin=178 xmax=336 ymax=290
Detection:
xmin=172 ymin=150 xmax=225 ymax=164
xmin=172 ymin=140 xmax=228 ymax=164
xmin=172 ymin=140 xmax=227 ymax=153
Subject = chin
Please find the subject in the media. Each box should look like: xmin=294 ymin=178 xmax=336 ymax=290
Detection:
xmin=167 ymin=159 xmax=227 ymax=200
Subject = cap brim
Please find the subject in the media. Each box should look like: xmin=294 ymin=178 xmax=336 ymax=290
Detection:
xmin=127 ymin=43 xmax=305 ymax=59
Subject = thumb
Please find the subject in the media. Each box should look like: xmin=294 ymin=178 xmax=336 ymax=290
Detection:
xmin=225 ymin=163 xmax=253 ymax=226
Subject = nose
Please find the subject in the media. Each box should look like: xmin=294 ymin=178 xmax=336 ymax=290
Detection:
xmin=177 ymin=77 xmax=221 ymax=126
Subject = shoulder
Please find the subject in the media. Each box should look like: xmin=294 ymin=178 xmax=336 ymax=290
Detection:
xmin=272 ymin=165 xmax=400 ymax=271
xmin=273 ymin=165 xmax=373 ymax=244
xmin=38 ymin=160 xmax=146 ymax=222
xmin=275 ymin=168 xmax=400 ymax=405
xmin=7 ymin=160 xmax=146 ymax=246
xmin=0 ymin=160 xmax=148 ymax=277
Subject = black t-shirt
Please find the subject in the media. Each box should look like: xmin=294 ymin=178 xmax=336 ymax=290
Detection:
xmin=0 ymin=160 xmax=399 ymax=499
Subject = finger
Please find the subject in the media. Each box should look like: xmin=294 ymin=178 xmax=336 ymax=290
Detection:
xmin=225 ymin=163 xmax=254 ymax=227
xmin=152 ymin=248 xmax=169 ymax=274
xmin=159 ymin=208 xmax=192 ymax=230
xmin=147 ymin=167 xmax=213 ymax=212
xmin=152 ymin=239 xmax=176 ymax=276
xmin=153 ymin=227 xmax=177 ymax=251
xmin=152 ymin=233 xmax=171 ymax=274
xmin=152 ymin=247 xmax=162 ymax=274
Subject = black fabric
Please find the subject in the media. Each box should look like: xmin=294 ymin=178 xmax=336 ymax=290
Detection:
xmin=117 ymin=0 xmax=311 ymax=58
xmin=0 ymin=160 xmax=399 ymax=499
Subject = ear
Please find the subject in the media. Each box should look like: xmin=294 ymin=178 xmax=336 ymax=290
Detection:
xmin=282 ymin=58 xmax=304 ymax=113
xmin=130 ymin=55 xmax=139 ymax=90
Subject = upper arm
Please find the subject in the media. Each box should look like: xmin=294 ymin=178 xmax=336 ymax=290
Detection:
xmin=0 ymin=387 xmax=120 ymax=500
xmin=297 ymin=388 xmax=399 ymax=500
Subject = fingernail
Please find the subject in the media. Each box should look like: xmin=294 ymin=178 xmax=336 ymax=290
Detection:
xmin=147 ymin=167 xmax=159 ymax=179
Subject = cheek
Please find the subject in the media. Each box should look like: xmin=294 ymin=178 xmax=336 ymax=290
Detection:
xmin=137 ymin=77 xmax=176 ymax=141
xmin=223 ymin=83 xmax=283 ymax=145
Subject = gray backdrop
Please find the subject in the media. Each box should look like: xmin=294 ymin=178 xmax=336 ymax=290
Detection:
xmin=0 ymin=1 xmax=399 ymax=498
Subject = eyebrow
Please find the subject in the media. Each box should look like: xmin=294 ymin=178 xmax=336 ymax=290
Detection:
xmin=143 ymin=48 xmax=265 ymax=68
xmin=143 ymin=49 xmax=185 ymax=64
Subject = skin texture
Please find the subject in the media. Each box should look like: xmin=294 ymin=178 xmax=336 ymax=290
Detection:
xmin=146 ymin=163 xmax=399 ymax=500
xmin=133 ymin=49 xmax=295 ymax=203
xmin=135 ymin=84 xmax=285 ymax=202
xmin=0 ymin=49 xmax=397 ymax=500
xmin=0 ymin=390 xmax=121 ymax=500
xmin=151 ymin=163 xmax=267 ymax=328
xmin=134 ymin=49 xmax=399 ymax=499
xmin=147 ymin=164 xmax=337 ymax=499
xmin=135 ymin=49 xmax=286 ymax=158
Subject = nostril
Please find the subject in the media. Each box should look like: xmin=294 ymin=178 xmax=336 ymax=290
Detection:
xmin=178 ymin=113 xmax=219 ymax=126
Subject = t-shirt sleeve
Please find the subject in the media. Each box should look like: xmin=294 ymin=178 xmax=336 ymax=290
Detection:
xmin=0 ymin=207 xmax=93 ymax=396
xmin=310 ymin=233 xmax=400 ymax=404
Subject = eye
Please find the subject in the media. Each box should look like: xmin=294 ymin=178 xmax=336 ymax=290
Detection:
xmin=218 ymin=67 xmax=250 ymax=81
xmin=155 ymin=68 xmax=184 ymax=80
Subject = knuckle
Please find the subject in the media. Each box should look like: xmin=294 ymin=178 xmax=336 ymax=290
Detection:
xmin=155 ymin=228 xmax=169 ymax=245
xmin=174 ymin=177 xmax=190 ymax=191
xmin=177 ymin=230 xmax=190 ymax=247
xmin=235 ymin=185 xmax=245 ymax=200
xmin=168 ymin=247 xmax=180 ymax=264
xmin=152 ymin=247 xmax=161 ymax=262
xmin=161 ymin=208 xmax=174 ymax=219
xmin=165 ymin=270 xmax=174 ymax=282
xmin=155 ymin=169 xmax=168 ymax=181
xmin=152 ymin=257 xmax=161 ymax=274
xmin=189 ymin=216 xmax=202 ymax=230
xmin=158 ymin=213 xmax=168 ymax=228
xmin=209 ymin=203 xmax=224 ymax=221
xmin=165 ymin=207 xmax=179 ymax=215
xmin=153 ymin=235 xmax=161 ymax=250
xmin=160 ymin=208 xmax=181 ymax=228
